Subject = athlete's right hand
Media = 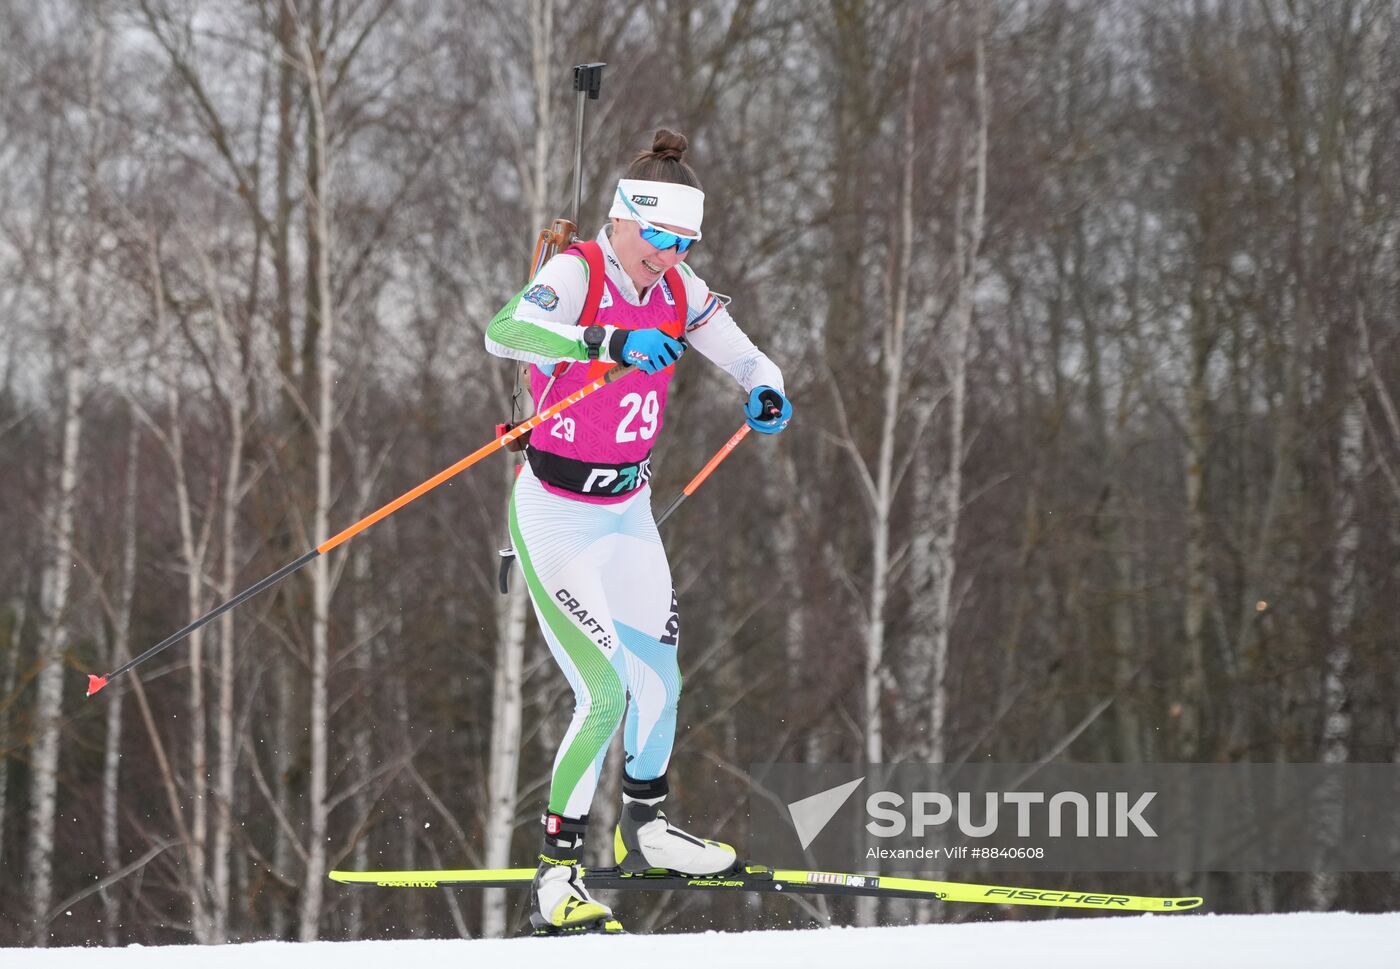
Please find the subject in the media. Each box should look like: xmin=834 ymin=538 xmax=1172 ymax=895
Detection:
xmin=617 ymin=329 xmax=686 ymax=374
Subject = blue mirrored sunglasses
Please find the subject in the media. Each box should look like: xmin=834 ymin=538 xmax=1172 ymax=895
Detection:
xmin=617 ymin=189 xmax=700 ymax=254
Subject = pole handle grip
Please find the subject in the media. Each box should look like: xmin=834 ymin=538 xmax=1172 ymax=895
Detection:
xmin=573 ymin=62 xmax=606 ymax=99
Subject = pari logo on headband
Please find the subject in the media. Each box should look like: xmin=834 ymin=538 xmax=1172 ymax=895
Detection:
xmin=630 ymin=194 xmax=659 ymax=207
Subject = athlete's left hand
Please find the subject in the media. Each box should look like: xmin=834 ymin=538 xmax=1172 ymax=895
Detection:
xmin=619 ymin=329 xmax=687 ymax=374
xmin=744 ymin=386 xmax=792 ymax=434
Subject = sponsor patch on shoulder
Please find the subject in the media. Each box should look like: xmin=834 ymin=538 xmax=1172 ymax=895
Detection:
xmin=523 ymin=284 xmax=560 ymax=312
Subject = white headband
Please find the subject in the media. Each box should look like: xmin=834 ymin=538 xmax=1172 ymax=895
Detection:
xmin=609 ymin=178 xmax=705 ymax=237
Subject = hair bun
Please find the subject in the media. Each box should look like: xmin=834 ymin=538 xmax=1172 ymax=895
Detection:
xmin=651 ymin=128 xmax=688 ymax=162
xmin=623 ymin=128 xmax=701 ymax=190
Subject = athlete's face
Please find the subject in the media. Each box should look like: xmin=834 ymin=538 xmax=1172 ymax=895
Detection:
xmin=610 ymin=217 xmax=691 ymax=292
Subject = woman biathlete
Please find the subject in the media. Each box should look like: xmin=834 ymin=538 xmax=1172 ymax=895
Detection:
xmin=485 ymin=129 xmax=792 ymax=935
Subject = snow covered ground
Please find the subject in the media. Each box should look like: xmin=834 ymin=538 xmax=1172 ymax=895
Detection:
xmin=4 ymin=912 xmax=1396 ymax=968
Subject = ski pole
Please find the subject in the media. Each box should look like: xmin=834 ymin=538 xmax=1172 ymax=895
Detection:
xmin=655 ymin=423 xmax=751 ymax=526
xmin=651 ymin=394 xmax=781 ymax=529
xmin=497 ymin=421 xmax=757 ymax=594
xmin=85 ymin=363 xmax=643 ymax=698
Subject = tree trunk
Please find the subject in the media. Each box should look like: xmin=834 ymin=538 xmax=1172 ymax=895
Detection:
xmin=483 ymin=563 xmax=529 ymax=937
xmin=931 ymin=3 xmax=985 ymax=765
xmin=206 ymin=250 xmax=248 ymax=944
xmin=775 ymin=494 xmax=815 ymax=759
xmin=271 ymin=648 xmax=296 ymax=940
xmin=298 ymin=7 xmax=334 ymax=938
xmin=1310 ymin=322 xmax=1364 ymax=910
xmin=1180 ymin=275 xmax=1212 ymax=760
xmin=1312 ymin=3 xmax=1391 ymax=907
xmin=151 ymin=232 xmax=215 ymax=943
xmin=27 ymin=299 xmax=86 ymax=945
xmin=100 ymin=418 xmax=141 ymax=945
xmin=347 ymin=541 xmax=373 ymax=941
xmin=853 ymin=0 xmax=931 ymax=924
xmin=898 ymin=4 xmax=984 ymax=927
xmin=27 ymin=18 xmax=111 ymax=943
xmin=0 ymin=585 xmax=27 ymax=883
xmin=484 ymin=0 xmax=552 ymax=936
xmin=268 ymin=0 xmax=299 ymax=939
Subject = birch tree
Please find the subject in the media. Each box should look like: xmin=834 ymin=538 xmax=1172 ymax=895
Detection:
xmin=0 ymin=586 xmax=23 ymax=874
xmin=821 ymin=1 xmax=936 ymax=929
xmin=919 ymin=0 xmax=986 ymax=767
xmin=1311 ymin=0 xmax=1391 ymax=911
xmin=123 ymin=230 xmax=219 ymax=941
xmin=99 ymin=416 xmax=142 ymax=944
xmin=481 ymin=0 xmax=556 ymax=937
xmin=194 ymin=238 xmax=255 ymax=942
xmin=25 ymin=206 xmax=87 ymax=947
xmin=26 ymin=16 xmax=109 ymax=943
xmin=291 ymin=0 xmax=336 ymax=937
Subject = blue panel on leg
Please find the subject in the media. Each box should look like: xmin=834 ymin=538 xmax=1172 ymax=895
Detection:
xmin=615 ymin=621 xmax=681 ymax=781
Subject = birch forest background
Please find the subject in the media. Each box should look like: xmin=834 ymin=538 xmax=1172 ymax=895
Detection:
xmin=2 ymin=0 xmax=1399 ymax=946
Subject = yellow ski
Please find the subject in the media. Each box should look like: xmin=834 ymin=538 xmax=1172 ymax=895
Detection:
xmin=329 ymin=864 xmax=1202 ymax=912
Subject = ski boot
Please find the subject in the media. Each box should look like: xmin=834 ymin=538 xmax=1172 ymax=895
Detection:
xmin=613 ymin=772 xmax=738 ymax=876
xmin=529 ymin=813 xmax=623 ymax=936
xmin=529 ymin=853 xmax=623 ymax=936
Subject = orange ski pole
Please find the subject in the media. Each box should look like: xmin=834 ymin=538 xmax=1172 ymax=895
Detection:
xmin=655 ymin=423 xmax=752 ymax=526
xmin=85 ymin=363 xmax=641 ymax=698
xmin=653 ymin=393 xmax=781 ymax=527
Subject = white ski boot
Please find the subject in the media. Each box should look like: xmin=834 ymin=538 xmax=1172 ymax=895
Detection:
xmin=529 ymin=854 xmax=623 ymax=936
xmin=613 ymin=800 xmax=738 ymax=876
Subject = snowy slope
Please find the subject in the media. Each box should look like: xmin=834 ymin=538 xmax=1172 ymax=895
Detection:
xmin=4 ymin=912 xmax=1397 ymax=969
xmin=2 ymin=918 xmax=1400 ymax=969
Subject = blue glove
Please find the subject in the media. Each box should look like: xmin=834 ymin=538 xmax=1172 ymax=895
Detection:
xmin=617 ymin=329 xmax=686 ymax=374
xmin=744 ymin=386 xmax=792 ymax=434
